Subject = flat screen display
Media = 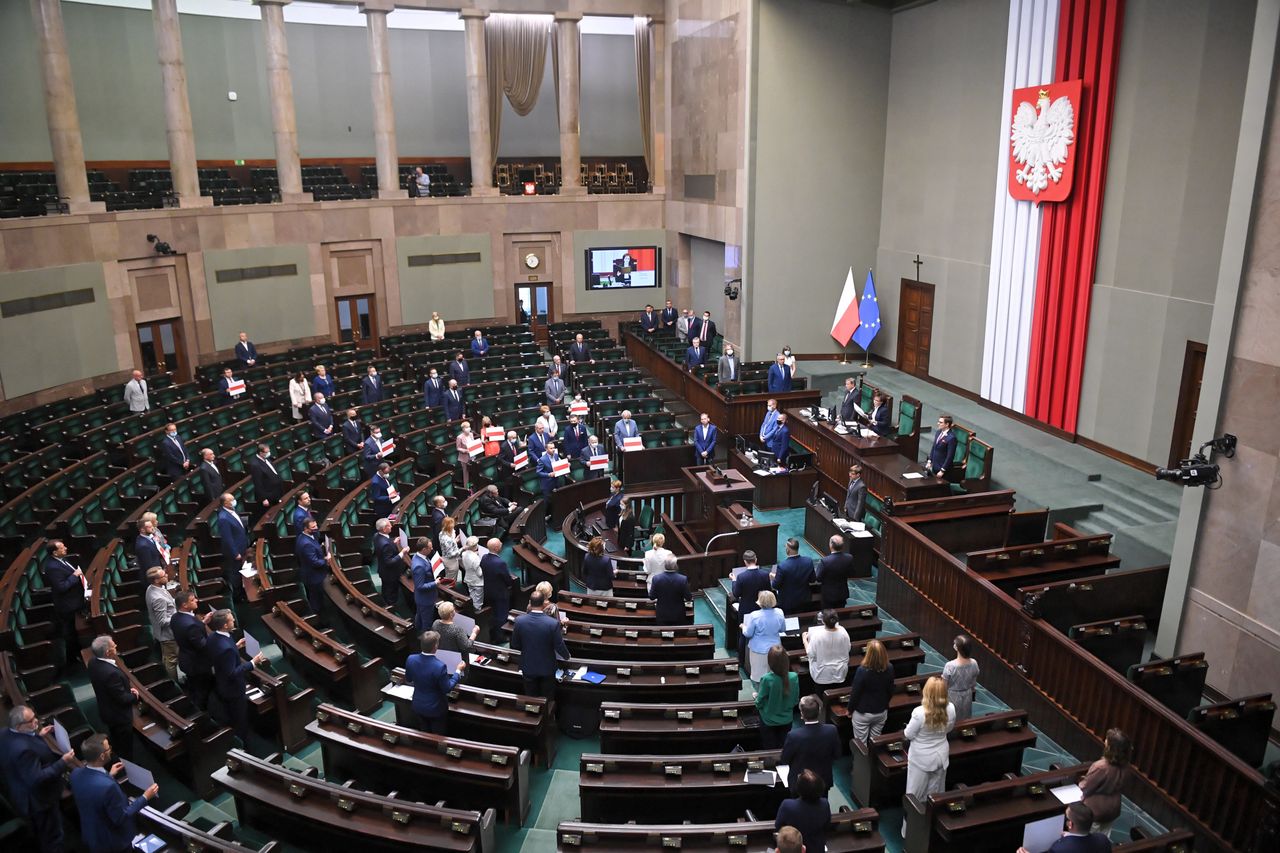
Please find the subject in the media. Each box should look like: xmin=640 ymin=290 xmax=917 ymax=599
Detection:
xmin=585 ymin=247 xmax=661 ymax=290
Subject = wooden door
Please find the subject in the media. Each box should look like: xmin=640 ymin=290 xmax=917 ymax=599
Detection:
xmin=136 ymin=320 xmax=190 ymax=381
xmin=336 ymin=295 xmax=378 ymax=353
xmin=896 ymin=279 xmax=935 ymax=377
xmin=516 ymin=284 xmax=552 ymax=345
xmin=1167 ymin=341 xmax=1207 ymax=467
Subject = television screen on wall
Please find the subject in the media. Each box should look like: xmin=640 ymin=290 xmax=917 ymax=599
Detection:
xmin=585 ymin=247 xmax=661 ymax=290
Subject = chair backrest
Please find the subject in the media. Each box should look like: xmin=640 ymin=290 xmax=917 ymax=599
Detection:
xmin=898 ymin=398 xmax=919 ymax=438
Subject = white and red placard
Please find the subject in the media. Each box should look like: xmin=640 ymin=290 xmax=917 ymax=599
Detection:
xmin=512 ymin=450 xmax=529 ymax=471
xmin=431 ymin=552 xmax=445 ymax=579
xmin=386 ymin=484 xmax=401 ymax=503
xmin=1009 ymin=80 xmax=1081 ymax=205
xmin=379 ymin=437 xmax=395 ymax=456
xmin=226 ymin=379 xmax=246 ymax=397
xmin=569 ymin=400 xmax=590 ymax=416
xmin=484 ymin=426 xmax=505 ymax=442
xmin=551 ymin=458 xmax=571 ymax=477
xmin=588 ymin=455 xmax=609 ymax=471
xmin=621 ymin=436 xmax=643 ymax=452
xmin=465 ymin=437 xmax=484 ymax=457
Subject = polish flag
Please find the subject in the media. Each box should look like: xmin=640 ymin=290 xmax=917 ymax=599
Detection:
xmin=830 ymin=266 xmax=861 ymax=346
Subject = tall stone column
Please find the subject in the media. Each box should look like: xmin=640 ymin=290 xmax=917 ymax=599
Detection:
xmin=151 ymin=0 xmax=209 ymax=207
xmin=361 ymin=2 xmax=401 ymax=199
xmin=650 ymin=16 xmax=667 ymax=194
xmin=30 ymin=0 xmax=102 ymax=213
xmin=255 ymin=0 xmax=307 ymax=202
xmin=555 ymin=12 xmax=584 ymax=196
xmin=460 ymin=8 xmax=496 ymax=196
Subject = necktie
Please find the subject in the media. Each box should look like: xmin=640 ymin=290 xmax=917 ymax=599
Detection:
xmin=228 ymin=511 xmax=243 ymax=528
xmin=262 ymin=457 xmax=277 ymax=475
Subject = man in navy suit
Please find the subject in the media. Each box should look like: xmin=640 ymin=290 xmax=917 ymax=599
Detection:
xmin=481 ymin=539 xmax=516 ymax=642
xmin=510 ymin=590 xmax=570 ymax=701
xmin=171 ymin=589 xmax=213 ymax=709
xmin=759 ymin=399 xmax=780 ymax=448
xmin=134 ymin=520 xmax=164 ymax=574
xmin=844 ymin=464 xmax=867 ymax=523
xmin=216 ymin=494 xmax=248 ymax=602
xmin=361 ymin=365 xmax=385 ymax=404
xmin=816 ymin=535 xmax=854 ymax=609
xmin=781 ymin=695 xmax=842 ymax=794
xmin=371 ymin=463 xmax=396 ymax=520
xmin=537 ymin=443 xmax=562 ymax=499
xmin=87 ymin=635 xmax=138 ymax=761
xmin=449 ymin=352 xmax=470 ymax=386
xmin=158 ymin=422 xmax=190 ymax=481
xmin=772 ymin=538 xmax=815 ymax=614
xmin=373 ymin=518 xmax=409 ymax=610
xmin=362 ymin=426 xmax=389 ymax=477
xmin=470 ymin=330 xmax=490 ymax=357
xmin=1018 ymin=802 xmax=1112 ymax=853
xmin=693 ymin=412 xmax=718 ymax=464
xmin=40 ymin=537 xmax=84 ymax=671
xmin=693 ymin=311 xmax=717 ymax=346
xmin=526 ymin=423 xmax=548 ymax=461
xmin=660 ymin=299 xmax=678 ymax=331
xmin=341 ymin=409 xmax=363 ymax=454
xmin=568 ymin=333 xmax=594 ymax=366
xmin=579 ymin=435 xmax=608 ymax=480
xmin=650 ymin=556 xmax=692 ymax=626
xmin=308 ymin=393 xmax=334 ymax=440
xmin=295 ymin=519 xmax=329 ymax=621
xmin=234 ymin=331 xmax=258 ymax=366
xmin=770 ymin=412 xmax=792 ymax=465
xmin=640 ymin=304 xmax=659 ymax=333
xmin=69 ymin=733 xmax=158 ymax=853
xmin=731 ymin=551 xmax=773 ymax=665
xmin=207 ymin=609 xmax=266 ymax=746
xmin=410 ymin=538 xmax=438 ymax=633
xmin=685 ymin=337 xmax=706 ymax=371
xmin=0 ymin=705 xmax=75 ymax=853
xmin=561 ymin=415 xmax=587 ymax=460
xmin=292 ymin=491 xmax=315 ymax=536
xmin=767 ymin=353 xmax=793 ymax=392
xmin=198 ymin=449 xmax=224 ymax=505
xmin=925 ymin=415 xmax=957 ymax=479
xmin=422 ymin=368 xmax=444 ymax=409
xmin=218 ymin=367 xmax=245 ymax=406
xmin=443 ymin=380 xmax=465 ymax=422
xmin=405 ymin=630 xmax=466 ymax=733
xmin=839 ymin=377 xmax=860 ymax=423
xmin=428 ymin=495 xmax=448 ymax=553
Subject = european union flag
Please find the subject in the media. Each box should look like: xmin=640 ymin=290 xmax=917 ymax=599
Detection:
xmin=851 ymin=270 xmax=880 ymax=350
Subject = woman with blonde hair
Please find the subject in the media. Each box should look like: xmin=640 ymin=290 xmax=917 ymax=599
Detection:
xmin=428 ymin=311 xmax=445 ymax=341
xmin=531 ymin=580 xmax=567 ymax=627
xmin=460 ymin=536 xmax=483 ymax=611
xmin=643 ymin=532 xmax=672 ymax=588
xmin=455 ymin=421 xmax=475 ymax=487
xmin=742 ymin=590 xmax=786 ymax=684
xmin=902 ymin=675 xmax=956 ymax=837
xmin=848 ymin=638 xmax=894 ymax=743
xmin=480 ymin=415 xmax=501 ymax=456
xmin=438 ymin=516 xmax=462 ymax=581
xmin=432 ymin=601 xmax=479 ymax=652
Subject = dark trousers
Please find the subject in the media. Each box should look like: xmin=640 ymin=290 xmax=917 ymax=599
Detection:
xmin=107 ymin=722 xmax=135 ymax=761
xmin=821 ymin=592 xmax=849 ymax=610
xmin=416 ymin=713 xmax=448 ymax=735
xmin=488 ymin=595 xmax=510 ymax=642
xmin=759 ymin=723 xmax=791 ymax=750
xmin=221 ymin=558 xmax=244 ymax=600
xmin=373 ymin=499 xmax=393 ymax=520
xmin=184 ymin=670 xmax=213 ymax=710
xmin=414 ymin=597 xmax=437 ymax=634
xmin=213 ymin=692 xmax=250 ymax=744
xmin=303 ymin=580 xmax=326 ymax=624
xmin=522 ymin=675 xmax=557 ymax=703
xmin=28 ymin=804 xmax=64 ymax=853
xmin=54 ymin=608 xmax=81 ymax=671
xmin=379 ymin=570 xmax=402 ymax=610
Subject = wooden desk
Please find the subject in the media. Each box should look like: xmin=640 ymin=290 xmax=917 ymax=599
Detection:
xmin=712 ymin=503 xmax=778 ymax=566
xmin=678 ymin=465 xmax=755 ymax=520
xmin=728 ymin=449 xmax=818 ymax=510
xmin=859 ymin=453 xmax=951 ymax=503
xmin=785 ymin=408 xmax=899 ymax=498
xmin=598 ymin=700 xmax=762 ymax=754
xmin=555 ymin=808 xmax=885 ymax=852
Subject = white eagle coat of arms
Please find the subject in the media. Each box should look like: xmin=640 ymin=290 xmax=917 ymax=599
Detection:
xmin=1008 ymin=81 xmax=1081 ymax=204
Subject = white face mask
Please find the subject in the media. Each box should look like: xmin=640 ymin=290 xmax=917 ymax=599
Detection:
xmin=783 ymin=350 xmax=791 ymax=356
xmin=229 ymin=499 xmax=237 ymax=509
xmin=262 ymin=451 xmax=271 ymax=459
xmin=372 ymin=433 xmax=381 ymax=441
xmin=725 ymin=350 xmax=734 ymax=357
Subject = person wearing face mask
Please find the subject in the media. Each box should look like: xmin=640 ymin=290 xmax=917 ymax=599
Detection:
xmin=341 ymin=409 xmax=363 ymax=454
xmin=768 ymin=353 xmax=793 ymax=393
xmin=248 ymin=443 xmax=284 ymax=518
xmin=361 ymin=365 xmax=385 ymax=404
xmin=718 ymin=344 xmax=741 ymax=384
xmin=423 ymin=368 xmax=444 ymax=409
xmin=216 ymin=493 xmax=248 ymax=602
xmin=760 ymin=398 xmax=781 ymax=448
xmin=362 ymin=426 xmax=389 ymax=477
xmin=158 ymin=422 xmax=190 ymax=482
xmin=782 ymin=345 xmax=797 ymax=380
xmin=693 ymin=311 xmax=717 ymax=347
xmin=309 ymin=392 xmax=334 ymax=439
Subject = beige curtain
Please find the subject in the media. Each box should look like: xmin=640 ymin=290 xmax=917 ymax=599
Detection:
xmin=485 ymin=13 xmax=551 ymax=164
xmin=634 ymin=17 xmax=654 ymax=180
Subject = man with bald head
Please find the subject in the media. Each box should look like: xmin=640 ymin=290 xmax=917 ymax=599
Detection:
xmin=123 ymin=369 xmax=150 ymax=414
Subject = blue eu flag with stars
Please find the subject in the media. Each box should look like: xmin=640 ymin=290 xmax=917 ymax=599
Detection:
xmin=852 ymin=270 xmax=880 ymax=350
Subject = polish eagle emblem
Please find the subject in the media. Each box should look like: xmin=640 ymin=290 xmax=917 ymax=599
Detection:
xmin=1008 ymin=81 xmax=1081 ymax=204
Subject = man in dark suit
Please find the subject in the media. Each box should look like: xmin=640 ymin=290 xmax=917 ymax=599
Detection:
xmin=470 ymin=330 xmax=490 ymax=357
xmin=158 ymin=422 xmax=190 ymax=481
xmin=290 ymin=491 xmax=314 ymax=536
xmin=685 ymin=337 xmax=706 ymax=371
xmin=1017 ymin=802 xmax=1113 ymax=853
xmin=781 ymin=695 xmax=842 ymax=793
xmin=694 ymin=311 xmax=717 ymax=346
xmin=361 ymin=426 xmax=386 ymax=477
xmin=207 ymin=609 xmax=266 ymax=746
xmin=88 ymin=634 xmax=139 ymax=761
xmin=772 ymin=538 xmax=816 ymax=614
xmin=410 ymin=538 xmax=438 ymax=633
xmin=216 ymin=493 xmax=249 ymax=602
xmin=816 ymin=535 xmax=854 ymax=609
xmin=361 ymin=365 xmax=385 ymax=404
xmin=234 ymin=332 xmax=258 ymax=366
xmin=134 ymin=520 xmax=164 ymax=573
xmin=295 ymin=519 xmax=329 ymax=621
xmin=443 ymin=380 xmax=465 ymax=422
xmin=579 ymin=436 xmax=608 ymax=480
xmin=0 ymin=705 xmax=75 ymax=853
xmin=422 ymin=368 xmax=444 ymax=409
xmin=481 ymin=539 xmax=516 ymax=642
xmin=731 ymin=550 xmax=773 ymax=666
xmin=371 ymin=463 xmax=396 ymax=520
xmin=510 ymin=590 xmax=570 ymax=701
xmin=70 ymin=733 xmax=158 ymax=853
xmin=449 ymin=352 xmax=470 ymax=386
xmin=405 ymin=630 xmax=465 ymax=733
xmin=198 ymin=449 xmax=224 ymax=505
xmin=770 ymin=413 xmax=792 ymax=465
xmin=925 ymin=415 xmax=957 ymax=479
xmin=308 ymin=393 xmax=334 ymax=440
xmin=41 ymin=539 xmax=85 ymax=673
xmin=171 ymin=589 xmax=213 ymax=709
xmin=568 ymin=333 xmax=594 ymax=366
xmin=650 ymin=556 xmax=692 ymax=626
xmin=536 ymin=443 xmax=562 ymax=499
xmin=341 ymin=409 xmax=363 ymax=454
xmin=660 ymin=299 xmax=678 ymax=331
xmin=839 ymin=377 xmax=859 ymax=423
xmin=478 ymin=485 xmax=518 ymax=532
xmin=767 ymin=353 xmax=793 ymax=392
xmin=561 ymin=415 xmax=587 ymax=460
xmin=640 ymin=304 xmax=659 ymax=333
xmin=868 ymin=392 xmax=891 ymax=436
xmin=218 ymin=367 xmax=246 ymax=406
xmin=373 ymin=518 xmax=409 ymax=610
xmin=248 ymin=444 xmax=284 ymax=516
xmin=497 ymin=432 xmax=523 ymax=498
xmin=428 ymin=495 xmax=448 ymax=552
xmin=693 ymin=412 xmax=718 ymax=464
xmin=526 ymin=423 xmax=548 ymax=461
xmin=844 ymin=464 xmax=866 ymax=522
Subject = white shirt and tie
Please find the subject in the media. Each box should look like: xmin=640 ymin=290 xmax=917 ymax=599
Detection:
xmin=170 ymin=434 xmax=187 ymax=463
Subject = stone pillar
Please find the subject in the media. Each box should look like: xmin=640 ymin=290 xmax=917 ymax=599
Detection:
xmin=151 ymin=0 xmax=209 ymax=207
xmin=255 ymin=0 xmax=308 ymax=202
xmin=361 ymin=2 xmax=401 ymax=199
xmin=460 ymin=8 xmax=496 ymax=196
xmin=555 ymin=12 xmax=584 ymax=196
xmin=29 ymin=0 xmax=102 ymax=213
xmin=650 ymin=16 xmax=667 ymax=194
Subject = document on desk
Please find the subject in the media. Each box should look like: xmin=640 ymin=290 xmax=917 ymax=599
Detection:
xmin=1051 ymin=783 xmax=1084 ymax=804
xmin=753 ymin=469 xmax=772 ymax=477
xmin=902 ymin=472 xmax=925 ymax=479
xmin=744 ymin=769 xmax=778 ymax=786
xmin=386 ymin=683 xmax=414 ymax=700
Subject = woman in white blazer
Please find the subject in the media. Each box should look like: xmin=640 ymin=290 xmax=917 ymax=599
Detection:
xmin=288 ymin=371 xmax=311 ymax=420
xmin=901 ymin=676 xmax=956 ymax=837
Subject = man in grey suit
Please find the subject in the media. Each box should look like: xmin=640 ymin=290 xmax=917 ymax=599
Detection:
xmin=144 ymin=567 xmax=178 ymax=681
xmin=123 ymin=370 xmax=150 ymax=414
xmin=545 ymin=371 xmax=567 ymax=405
xmin=844 ymin=464 xmax=866 ymax=522
xmin=717 ymin=344 xmax=741 ymax=384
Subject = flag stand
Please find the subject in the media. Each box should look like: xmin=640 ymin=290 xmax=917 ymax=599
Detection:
xmin=861 ymin=345 xmax=872 ymax=369
xmin=839 ymin=343 xmax=851 ymax=365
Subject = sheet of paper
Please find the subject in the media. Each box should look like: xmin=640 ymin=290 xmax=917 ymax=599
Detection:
xmin=1021 ymin=814 xmax=1065 ymax=853
xmin=784 ymin=617 xmax=800 ymax=632
xmin=730 ymin=566 xmax=748 ymax=580
xmin=120 ymin=759 xmax=155 ymax=792
xmin=776 ymin=764 xmax=790 ymax=789
xmin=744 ymin=769 xmax=777 ymax=786
xmin=854 ymin=403 xmax=868 ymax=418
xmin=452 ymin=613 xmax=476 ymax=636
xmin=242 ymin=632 xmax=261 ymax=659
xmin=385 ymin=683 xmax=414 ymax=700
xmin=902 ymin=472 xmax=925 ymax=480
xmin=398 ymin=529 xmax=408 ymax=551
xmin=239 ymin=563 xmax=256 ymax=578
xmin=51 ymin=718 xmax=72 ymax=754
xmin=436 ymin=649 xmax=463 ymax=671
xmin=1051 ymin=783 xmax=1084 ymax=804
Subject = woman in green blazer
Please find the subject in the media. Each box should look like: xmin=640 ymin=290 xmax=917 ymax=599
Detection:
xmin=754 ymin=644 xmax=800 ymax=748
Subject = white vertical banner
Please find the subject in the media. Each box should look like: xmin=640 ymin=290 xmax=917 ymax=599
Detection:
xmin=981 ymin=0 xmax=1060 ymax=412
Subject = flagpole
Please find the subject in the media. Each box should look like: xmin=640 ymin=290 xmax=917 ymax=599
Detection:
xmin=861 ymin=267 xmax=874 ymax=368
